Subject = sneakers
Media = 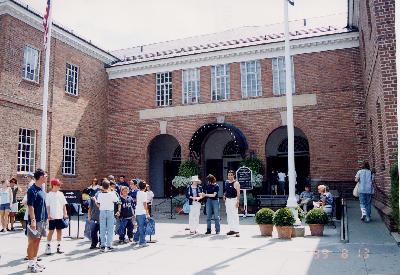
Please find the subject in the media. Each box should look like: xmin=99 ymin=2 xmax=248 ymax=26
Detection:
xmin=361 ymin=215 xmax=366 ymax=221
xmin=100 ymin=246 xmax=106 ymax=252
xmin=118 ymin=240 xmax=125 ymax=244
xmin=56 ymin=245 xmax=64 ymax=254
xmin=205 ymin=230 xmax=211 ymax=235
xmin=365 ymin=217 xmax=371 ymax=223
xmin=35 ymin=262 xmax=46 ymax=270
xmin=89 ymin=245 xmax=98 ymax=249
xmin=0 ymin=229 xmax=4 ymax=233
xmin=139 ymin=243 xmax=149 ymax=248
xmin=215 ymin=231 xmax=220 ymax=235
xmin=226 ymin=231 xmax=235 ymax=236
xmin=27 ymin=265 xmax=43 ymax=273
xmin=45 ymin=244 xmax=51 ymax=255
xmin=107 ymin=247 xmax=115 ymax=252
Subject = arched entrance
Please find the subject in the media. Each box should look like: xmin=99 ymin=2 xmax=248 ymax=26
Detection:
xmin=148 ymin=134 xmax=181 ymax=197
xmin=189 ymin=123 xmax=248 ymax=195
xmin=265 ymin=127 xmax=310 ymax=193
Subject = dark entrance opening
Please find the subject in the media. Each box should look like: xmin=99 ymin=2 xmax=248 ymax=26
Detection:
xmin=265 ymin=127 xmax=310 ymax=194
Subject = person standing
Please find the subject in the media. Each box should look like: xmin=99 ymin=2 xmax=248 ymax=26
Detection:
xmin=26 ymin=168 xmax=48 ymax=273
xmin=146 ymin=184 xmax=154 ymax=217
xmin=270 ymin=169 xmax=278 ymax=195
xmin=96 ymin=179 xmax=119 ymax=252
xmin=45 ymin=179 xmax=68 ymax=255
xmin=0 ymin=180 xmax=13 ymax=232
xmin=277 ymin=171 xmax=286 ymax=195
xmin=88 ymin=178 xmax=100 ymax=197
xmin=224 ymin=170 xmax=240 ymax=237
xmin=8 ymin=178 xmax=21 ymax=231
xmin=186 ymin=176 xmax=203 ymax=234
xmin=88 ymin=188 xmax=101 ymax=249
xmin=117 ymin=186 xmax=134 ymax=243
xmin=204 ymin=174 xmax=220 ymax=235
xmin=133 ymin=181 xmax=150 ymax=247
xmin=355 ymin=161 xmax=374 ymax=222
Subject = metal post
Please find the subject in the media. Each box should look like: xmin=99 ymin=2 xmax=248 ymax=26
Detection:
xmin=283 ymin=0 xmax=300 ymax=224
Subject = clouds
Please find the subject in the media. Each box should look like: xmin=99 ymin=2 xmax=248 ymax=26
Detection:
xmin=22 ymin=0 xmax=347 ymax=51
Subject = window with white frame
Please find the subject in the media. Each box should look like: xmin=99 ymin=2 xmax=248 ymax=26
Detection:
xmin=240 ymin=60 xmax=262 ymax=98
xmin=65 ymin=63 xmax=79 ymax=96
xmin=17 ymin=128 xmax=36 ymax=173
xmin=182 ymin=68 xmax=200 ymax=104
xmin=62 ymin=136 xmax=76 ymax=175
xmin=22 ymin=46 xmax=40 ymax=83
xmin=211 ymin=64 xmax=230 ymax=101
xmin=156 ymin=72 xmax=172 ymax=106
xmin=272 ymin=56 xmax=295 ymax=95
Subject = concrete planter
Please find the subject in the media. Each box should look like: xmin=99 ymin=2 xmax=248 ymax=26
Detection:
xmin=258 ymin=224 xmax=273 ymax=236
xmin=309 ymin=224 xmax=325 ymax=236
xmin=276 ymin=226 xmax=293 ymax=239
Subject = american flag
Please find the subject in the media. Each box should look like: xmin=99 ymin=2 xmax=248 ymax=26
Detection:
xmin=43 ymin=0 xmax=51 ymax=49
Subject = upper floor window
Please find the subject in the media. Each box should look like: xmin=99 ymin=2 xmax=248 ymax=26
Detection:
xmin=182 ymin=68 xmax=200 ymax=104
xmin=211 ymin=64 xmax=230 ymax=101
xmin=156 ymin=72 xmax=172 ymax=106
xmin=240 ymin=60 xmax=262 ymax=98
xmin=62 ymin=136 xmax=76 ymax=175
xmin=17 ymin=128 xmax=36 ymax=173
xmin=65 ymin=63 xmax=79 ymax=96
xmin=272 ymin=56 xmax=295 ymax=96
xmin=22 ymin=46 xmax=40 ymax=83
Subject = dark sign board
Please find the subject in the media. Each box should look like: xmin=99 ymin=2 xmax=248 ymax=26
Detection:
xmin=61 ymin=190 xmax=81 ymax=204
xmin=236 ymin=167 xmax=253 ymax=190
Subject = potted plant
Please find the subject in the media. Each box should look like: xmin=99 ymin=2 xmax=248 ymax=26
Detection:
xmin=16 ymin=206 xmax=26 ymax=227
xmin=172 ymin=194 xmax=187 ymax=214
xmin=172 ymin=161 xmax=200 ymax=194
xmin=273 ymin=208 xmax=295 ymax=239
xmin=297 ymin=206 xmax=306 ymax=222
xmin=305 ymin=208 xmax=329 ymax=236
xmin=255 ymin=208 xmax=275 ymax=236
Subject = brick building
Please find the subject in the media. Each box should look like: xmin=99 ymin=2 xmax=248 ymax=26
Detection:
xmin=0 ymin=1 xmax=396 ymax=227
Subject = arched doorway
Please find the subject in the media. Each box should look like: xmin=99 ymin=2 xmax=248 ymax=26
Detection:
xmin=148 ymin=134 xmax=181 ymax=197
xmin=265 ymin=127 xmax=310 ymax=193
xmin=189 ymin=123 xmax=248 ymax=196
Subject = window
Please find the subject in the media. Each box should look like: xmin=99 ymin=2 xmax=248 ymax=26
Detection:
xmin=156 ymin=72 xmax=172 ymax=106
xmin=22 ymin=46 xmax=40 ymax=83
xmin=65 ymin=63 xmax=79 ymax=96
xmin=272 ymin=56 xmax=295 ymax=95
xmin=17 ymin=128 xmax=36 ymax=173
xmin=182 ymin=68 xmax=200 ymax=104
xmin=62 ymin=136 xmax=76 ymax=175
xmin=240 ymin=60 xmax=262 ymax=98
xmin=211 ymin=64 xmax=230 ymax=101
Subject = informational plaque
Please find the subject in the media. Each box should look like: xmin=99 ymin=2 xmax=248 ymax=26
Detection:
xmin=236 ymin=167 xmax=253 ymax=190
xmin=61 ymin=190 xmax=81 ymax=204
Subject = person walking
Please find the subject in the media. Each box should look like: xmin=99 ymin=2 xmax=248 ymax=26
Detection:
xmin=26 ymin=168 xmax=48 ymax=273
xmin=224 ymin=170 xmax=240 ymax=237
xmin=96 ymin=179 xmax=119 ymax=252
xmin=204 ymin=174 xmax=220 ymax=235
xmin=355 ymin=161 xmax=374 ymax=222
xmin=0 ymin=180 xmax=13 ymax=232
xmin=133 ymin=181 xmax=150 ymax=247
xmin=186 ymin=176 xmax=203 ymax=234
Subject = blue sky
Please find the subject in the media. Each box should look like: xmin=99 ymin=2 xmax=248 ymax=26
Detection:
xmin=22 ymin=0 xmax=348 ymax=51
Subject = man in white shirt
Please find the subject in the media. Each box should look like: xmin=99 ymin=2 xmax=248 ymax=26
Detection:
xmin=45 ymin=179 xmax=68 ymax=255
xmin=133 ymin=181 xmax=150 ymax=247
xmin=277 ymin=171 xmax=286 ymax=195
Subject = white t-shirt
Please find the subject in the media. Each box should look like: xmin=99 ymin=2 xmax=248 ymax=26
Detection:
xmin=147 ymin=191 xmax=154 ymax=205
xmin=97 ymin=191 xmax=118 ymax=211
xmin=278 ymin=172 xmax=286 ymax=182
xmin=46 ymin=191 xmax=67 ymax=219
xmin=135 ymin=191 xmax=148 ymax=215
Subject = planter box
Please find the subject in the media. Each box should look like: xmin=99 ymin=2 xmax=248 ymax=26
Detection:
xmin=309 ymin=224 xmax=325 ymax=236
xmin=258 ymin=224 xmax=273 ymax=236
xmin=276 ymin=226 xmax=293 ymax=239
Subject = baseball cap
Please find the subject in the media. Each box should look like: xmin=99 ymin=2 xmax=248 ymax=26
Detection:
xmin=50 ymin=178 xmax=62 ymax=186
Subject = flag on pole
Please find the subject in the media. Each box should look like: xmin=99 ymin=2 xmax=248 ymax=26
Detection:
xmin=288 ymin=0 xmax=294 ymax=6
xmin=43 ymin=0 xmax=51 ymax=49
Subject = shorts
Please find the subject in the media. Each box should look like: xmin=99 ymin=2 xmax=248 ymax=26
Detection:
xmin=0 ymin=203 xmax=11 ymax=211
xmin=27 ymin=221 xmax=48 ymax=239
xmin=49 ymin=219 xmax=65 ymax=230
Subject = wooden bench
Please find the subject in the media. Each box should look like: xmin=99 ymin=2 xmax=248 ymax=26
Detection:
xmin=256 ymin=195 xmax=288 ymax=210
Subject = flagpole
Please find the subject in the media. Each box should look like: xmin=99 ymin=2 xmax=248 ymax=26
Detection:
xmin=40 ymin=2 xmax=53 ymax=172
xmin=283 ymin=0 xmax=299 ymax=223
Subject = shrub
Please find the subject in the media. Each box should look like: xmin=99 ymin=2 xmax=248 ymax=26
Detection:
xmin=255 ymin=208 xmax=275 ymax=224
xmin=305 ymin=208 xmax=329 ymax=225
xmin=172 ymin=176 xmax=191 ymax=189
xmin=240 ymin=157 xmax=264 ymax=175
xmin=297 ymin=206 xmax=306 ymax=221
xmin=273 ymin=208 xmax=295 ymax=226
xmin=390 ymin=160 xmax=399 ymax=232
xmin=178 ymin=161 xmax=200 ymax=178
xmin=16 ymin=206 xmax=26 ymax=221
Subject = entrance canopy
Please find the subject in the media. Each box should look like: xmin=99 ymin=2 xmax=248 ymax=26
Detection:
xmin=189 ymin=123 xmax=248 ymax=161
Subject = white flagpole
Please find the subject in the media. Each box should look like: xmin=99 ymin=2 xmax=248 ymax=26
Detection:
xmin=40 ymin=3 xmax=53 ymax=171
xmin=283 ymin=0 xmax=299 ymax=222
xmin=395 ymin=0 xmax=400 ymax=226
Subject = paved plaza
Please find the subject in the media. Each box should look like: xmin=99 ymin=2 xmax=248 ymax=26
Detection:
xmin=0 ymin=201 xmax=399 ymax=275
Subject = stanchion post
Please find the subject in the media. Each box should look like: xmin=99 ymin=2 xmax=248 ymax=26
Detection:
xmin=77 ymin=204 xmax=80 ymax=239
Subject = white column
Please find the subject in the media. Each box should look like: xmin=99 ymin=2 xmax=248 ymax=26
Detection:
xmin=40 ymin=6 xmax=53 ymax=171
xmin=283 ymin=0 xmax=299 ymax=222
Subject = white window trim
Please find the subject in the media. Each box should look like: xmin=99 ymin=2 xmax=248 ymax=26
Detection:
xmin=211 ymin=64 xmax=230 ymax=101
xmin=156 ymin=71 xmax=173 ymax=107
xmin=22 ymin=45 xmax=41 ymax=83
xmin=240 ymin=60 xmax=262 ymax=98
xmin=65 ymin=63 xmax=79 ymax=96
xmin=272 ymin=56 xmax=295 ymax=96
xmin=17 ymin=128 xmax=36 ymax=174
xmin=62 ymin=136 xmax=76 ymax=176
xmin=182 ymin=68 xmax=200 ymax=104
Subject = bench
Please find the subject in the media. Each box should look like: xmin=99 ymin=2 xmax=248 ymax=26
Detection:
xmin=256 ymin=195 xmax=288 ymax=210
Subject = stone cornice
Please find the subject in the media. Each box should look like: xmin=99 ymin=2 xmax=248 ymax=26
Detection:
xmin=107 ymin=32 xmax=359 ymax=80
xmin=0 ymin=0 xmax=118 ymax=64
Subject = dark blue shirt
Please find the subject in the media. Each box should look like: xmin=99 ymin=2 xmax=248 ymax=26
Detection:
xmin=128 ymin=189 xmax=138 ymax=209
xmin=205 ymin=184 xmax=219 ymax=200
xmin=225 ymin=181 xmax=238 ymax=198
xmin=120 ymin=196 xmax=134 ymax=218
xmin=27 ymin=184 xmax=48 ymax=222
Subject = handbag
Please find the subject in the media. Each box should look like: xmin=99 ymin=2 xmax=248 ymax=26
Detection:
xmin=145 ymin=218 xmax=155 ymax=236
xmin=353 ymin=183 xmax=359 ymax=197
xmin=84 ymin=220 xmax=92 ymax=240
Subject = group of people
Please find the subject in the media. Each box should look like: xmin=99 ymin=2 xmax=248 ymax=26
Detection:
xmin=0 ymin=177 xmax=23 ymax=232
xmin=185 ymin=170 xmax=241 ymax=237
xmin=297 ymin=184 xmax=334 ymax=214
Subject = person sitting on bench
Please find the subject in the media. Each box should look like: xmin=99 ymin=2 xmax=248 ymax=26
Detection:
xmin=298 ymin=184 xmax=313 ymax=212
xmin=313 ymin=185 xmax=333 ymax=215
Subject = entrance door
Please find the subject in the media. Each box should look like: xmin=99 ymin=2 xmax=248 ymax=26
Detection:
xmin=164 ymin=160 xmax=181 ymax=197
